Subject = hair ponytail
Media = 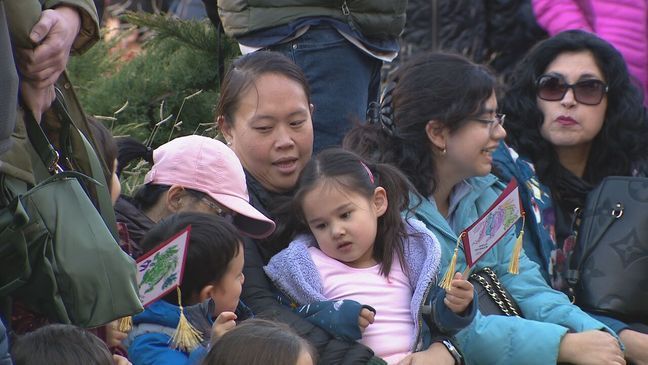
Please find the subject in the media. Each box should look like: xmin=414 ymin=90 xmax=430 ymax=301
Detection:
xmin=368 ymin=160 xmax=417 ymax=276
xmin=116 ymin=137 xmax=154 ymax=176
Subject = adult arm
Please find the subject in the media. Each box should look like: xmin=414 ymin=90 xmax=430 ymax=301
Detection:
xmin=8 ymin=0 xmax=98 ymax=120
xmin=588 ymin=313 xmax=648 ymax=365
xmin=242 ymin=238 xmax=378 ymax=365
xmin=531 ymin=0 xmax=592 ymax=35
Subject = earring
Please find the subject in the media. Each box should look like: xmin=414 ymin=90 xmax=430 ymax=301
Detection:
xmin=226 ymin=140 xmax=232 ymax=146
xmin=440 ymin=146 xmax=447 ymax=155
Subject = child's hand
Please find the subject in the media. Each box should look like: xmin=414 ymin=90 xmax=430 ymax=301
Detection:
xmin=113 ymin=354 xmax=132 ymax=365
xmin=106 ymin=320 xmax=128 ymax=350
xmin=444 ymin=272 xmax=474 ymax=314
xmin=358 ymin=307 xmax=375 ymax=334
xmin=212 ymin=311 xmax=237 ymax=343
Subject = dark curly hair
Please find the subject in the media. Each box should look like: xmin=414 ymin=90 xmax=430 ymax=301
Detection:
xmin=344 ymin=52 xmax=497 ymax=197
xmin=503 ymin=30 xmax=648 ymax=207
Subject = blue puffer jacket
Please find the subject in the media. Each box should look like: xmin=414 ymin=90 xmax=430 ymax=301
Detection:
xmin=0 ymin=320 xmax=11 ymax=365
xmin=126 ymin=299 xmax=253 ymax=365
xmin=410 ymin=174 xmax=614 ymax=365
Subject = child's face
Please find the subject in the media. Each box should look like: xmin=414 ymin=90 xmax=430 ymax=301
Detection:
xmin=211 ymin=242 xmax=245 ymax=316
xmin=301 ymin=181 xmax=387 ymax=269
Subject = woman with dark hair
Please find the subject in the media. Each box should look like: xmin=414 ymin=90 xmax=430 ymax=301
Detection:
xmin=345 ymin=51 xmax=624 ymax=365
xmin=496 ymin=29 xmax=648 ymax=364
xmin=215 ymin=50 xmax=397 ymax=364
xmin=204 ymin=319 xmax=316 ymax=365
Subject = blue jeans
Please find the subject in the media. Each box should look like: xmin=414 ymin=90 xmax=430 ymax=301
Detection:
xmin=268 ymin=26 xmax=382 ymax=152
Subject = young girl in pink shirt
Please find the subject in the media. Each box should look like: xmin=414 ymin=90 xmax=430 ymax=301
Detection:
xmin=265 ymin=148 xmax=476 ymax=364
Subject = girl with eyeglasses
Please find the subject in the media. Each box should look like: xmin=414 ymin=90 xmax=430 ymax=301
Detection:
xmin=496 ymin=30 xmax=648 ymax=364
xmin=345 ymin=51 xmax=623 ymax=365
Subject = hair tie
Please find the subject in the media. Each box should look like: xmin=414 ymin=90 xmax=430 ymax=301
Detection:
xmin=145 ymin=146 xmax=154 ymax=164
xmin=360 ymin=161 xmax=375 ymax=184
xmin=367 ymin=81 xmax=397 ymax=137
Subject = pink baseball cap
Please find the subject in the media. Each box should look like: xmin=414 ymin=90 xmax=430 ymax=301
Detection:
xmin=144 ymin=135 xmax=276 ymax=239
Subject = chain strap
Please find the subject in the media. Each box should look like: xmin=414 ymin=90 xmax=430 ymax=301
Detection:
xmin=471 ymin=267 xmax=520 ymax=317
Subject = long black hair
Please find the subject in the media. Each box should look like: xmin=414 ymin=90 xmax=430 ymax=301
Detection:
xmin=503 ymin=30 xmax=648 ymax=208
xmin=344 ymin=52 xmax=497 ymax=197
xmin=293 ymin=148 xmax=417 ymax=277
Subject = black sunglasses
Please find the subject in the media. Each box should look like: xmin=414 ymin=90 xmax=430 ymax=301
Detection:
xmin=536 ymin=75 xmax=608 ymax=105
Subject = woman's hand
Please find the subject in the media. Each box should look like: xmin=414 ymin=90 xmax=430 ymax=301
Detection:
xmin=358 ymin=307 xmax=375 ymax=334
xmin=396 ymin=342 xmax=456 ymax=365
xmin=15 ymin=6 xmax=81 ymax=121
xmin=558 ymin=331 xmax=625 ymax=365
xmin=211 ymin=311 xmax=237 ymax=343
xmin=444 ymin=272 xmax=474 ymax=314
xmin=15 ymin=7 xmax=81 ymax=87
xmin=620 ymin=329 xmax=648 ymax=365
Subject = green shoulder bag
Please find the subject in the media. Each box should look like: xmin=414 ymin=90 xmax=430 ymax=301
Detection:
xmin=0 ymin=92 xmax=142 ymax=328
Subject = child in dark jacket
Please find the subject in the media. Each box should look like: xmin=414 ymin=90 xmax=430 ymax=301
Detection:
xmin=125 ymin=213 xmax=254 ymax=365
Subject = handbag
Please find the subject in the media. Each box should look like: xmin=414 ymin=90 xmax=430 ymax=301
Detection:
xmin=567 ymin=176 xmax=648 ymax=324
xmin=0 ymin=91 xmax=142 ymax=328
xmin=469 ymin=267 xmax=522 ymax=317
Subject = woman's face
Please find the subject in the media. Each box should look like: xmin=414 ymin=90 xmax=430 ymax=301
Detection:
xmin=537 ymin=51 xmax=607 ymax=152
xmin=439 ymin=92 xmax=506 ymax=181
xmin=221 ymin=73 xmax=313 ymax=193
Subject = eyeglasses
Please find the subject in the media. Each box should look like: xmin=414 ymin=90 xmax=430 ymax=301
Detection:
xmin=200 ymin=197 xmax=235 ymax=222
xmin=536 ymin=75 xmax=608 ymax=105
xmin=473 ymin=113 xmax=506 ymax=129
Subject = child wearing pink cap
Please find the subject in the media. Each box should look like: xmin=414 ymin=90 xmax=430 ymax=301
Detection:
xmin=114 ymin=135 xmax=275 ymax=257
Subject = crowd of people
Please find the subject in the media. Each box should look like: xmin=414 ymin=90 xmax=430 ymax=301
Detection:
xmin=1 ymin=1 xmax=648 ymax=365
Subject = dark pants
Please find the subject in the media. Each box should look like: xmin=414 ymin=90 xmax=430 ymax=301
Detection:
xmin=269 ymin=26 xmax=382 ymax=153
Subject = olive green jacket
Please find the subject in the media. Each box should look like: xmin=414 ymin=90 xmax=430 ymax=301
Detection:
xmin=217 ymin=0 xmax=407 ymax=39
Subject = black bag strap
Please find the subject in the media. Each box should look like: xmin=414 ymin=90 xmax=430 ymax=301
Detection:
xmin=21 ymin=97 xmax=61 ymax=174
xmin=20 ymin=88 xmax=119 ymax=238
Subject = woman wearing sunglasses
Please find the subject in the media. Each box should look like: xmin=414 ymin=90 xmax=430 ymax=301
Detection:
xmin=495 ymin=30 xmax=648 ymax=364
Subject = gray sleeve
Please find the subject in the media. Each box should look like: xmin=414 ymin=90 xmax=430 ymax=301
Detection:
xmin=0 ymin=2 xmax=18 ymax=156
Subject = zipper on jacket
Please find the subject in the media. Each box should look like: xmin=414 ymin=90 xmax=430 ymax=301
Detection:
xmin=413 ymin=280 xmax=434 ymax=351
xmin=430 ymin=0 xmax=438 ymax=51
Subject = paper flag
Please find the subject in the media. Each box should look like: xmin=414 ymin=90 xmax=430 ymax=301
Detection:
xmin=136 ymin=226 xmax=191 ymax=307
xmin=462 ymin=179 xmax=523 ymax=268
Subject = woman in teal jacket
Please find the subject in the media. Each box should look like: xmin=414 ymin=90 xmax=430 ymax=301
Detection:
xmin=345 ymin=52 xmax=624 ymax=365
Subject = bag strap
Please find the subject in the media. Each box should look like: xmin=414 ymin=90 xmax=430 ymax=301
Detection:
xmin=22 ymin=88 xmax=119 ymax=239
xmin=21 ymin=98 xmax=61 ymax=173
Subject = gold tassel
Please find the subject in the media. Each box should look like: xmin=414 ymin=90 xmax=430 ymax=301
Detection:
xmin=170 ymin=287 xmax=204 ymax=352
xmin=118 ymin=316 xmax=132 ymax=332
xmin=508 ymin=214 xmax=526 ymax=275
xmin=440 ymin=233 xmax=463 ymax=290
